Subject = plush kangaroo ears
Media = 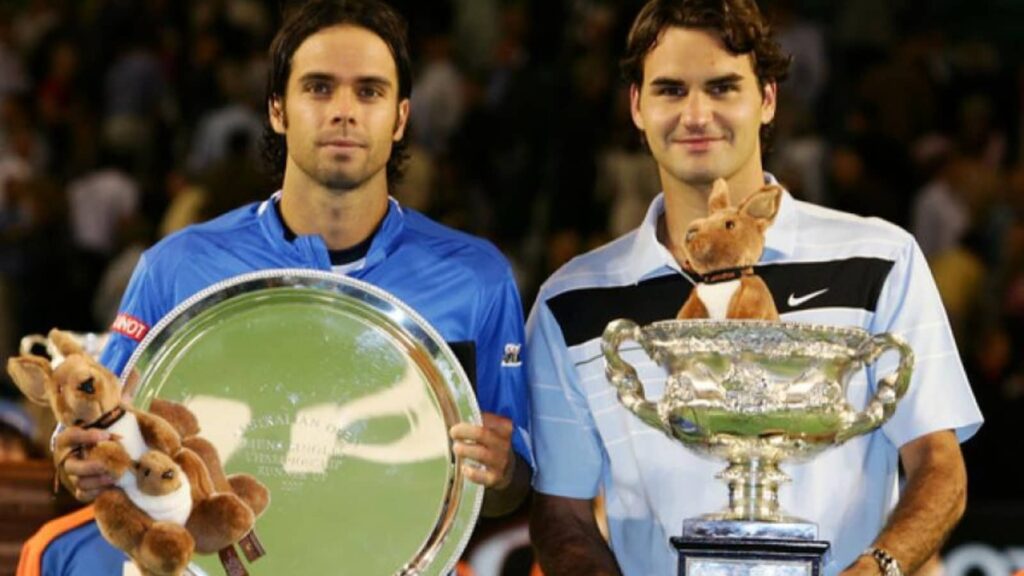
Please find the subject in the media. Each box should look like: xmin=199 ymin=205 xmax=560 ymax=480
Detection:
xmin=6 ymin=355 xmax=55 ymax=406
xmin=707 ymin=178 xmax=732 ymax=213
xmin=739 ymin=185 xmax=782 ymax=226
xmin=48 ymin=328 xmax=85 ymax=359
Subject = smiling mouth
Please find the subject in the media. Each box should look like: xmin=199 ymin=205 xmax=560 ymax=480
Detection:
xmin=672 ymin=137 xmax=726 ymax=154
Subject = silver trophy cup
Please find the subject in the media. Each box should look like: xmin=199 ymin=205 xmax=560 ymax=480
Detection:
xmin=602 ymin=319 xmax=914 ymax=575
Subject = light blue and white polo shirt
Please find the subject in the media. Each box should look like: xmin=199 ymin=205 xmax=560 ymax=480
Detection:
xmin=527 ymin=180 xmax=982 ymax=576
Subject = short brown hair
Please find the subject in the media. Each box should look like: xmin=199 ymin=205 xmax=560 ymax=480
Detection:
xmin=621 ymin=0 xmax=790 ymax=90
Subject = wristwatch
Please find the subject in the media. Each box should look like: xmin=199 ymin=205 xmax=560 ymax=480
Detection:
xmin=866 ymin=547 xmax=904 ymax=576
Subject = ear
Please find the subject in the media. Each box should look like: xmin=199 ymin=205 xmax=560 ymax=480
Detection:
xmin=393 ymin=98 xmax=410 ymax=142
xmin=760 ymin=81 xmax=777 ymax=125
xmin=268 ymin=96 xmax=286 ymax=135
xmin=740 ymin=185 xmax=782 ymax=227
xmin=629 ymin=83 xmax=645 ymax=131
xmin=7 ymin=356 xmax=54 ymax=405
xmin=48 ymin=329 xmax=84 ymax=358
xmin=707 ymin=178 xmax=731 ymax=213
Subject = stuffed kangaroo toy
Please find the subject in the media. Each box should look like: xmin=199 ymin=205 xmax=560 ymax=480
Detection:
xmin=7 ymin=329 xmax=268 ymax=576
xmin=677 ymin=179 xmax=781 ymax=321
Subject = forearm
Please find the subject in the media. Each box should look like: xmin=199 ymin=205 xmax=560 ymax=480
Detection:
xmin=481 ymin=452 xmax=531 ymax=517
xmin=530 ymin=493 xmax=622 ymax=576
xmin=867 ymin=432 xmax=967 ymax=574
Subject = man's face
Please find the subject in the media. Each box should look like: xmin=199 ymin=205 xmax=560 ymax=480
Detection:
xmin=630 ymin=27 xmax=776 ymax=188
xmin=270 ymin=25 xmax=409 ymax=192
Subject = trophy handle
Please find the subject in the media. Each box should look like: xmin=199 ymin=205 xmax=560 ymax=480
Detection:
xmin=837 ymin=332 xmax=914 ymax=443
xmin=602 ymin=319 xmax=664 ymax=432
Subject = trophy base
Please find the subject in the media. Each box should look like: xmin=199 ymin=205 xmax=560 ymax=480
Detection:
xmin=672 ymin=520 xmax=829 ymax=576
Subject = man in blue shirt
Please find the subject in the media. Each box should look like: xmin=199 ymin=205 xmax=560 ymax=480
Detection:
xmin=38 ymin=1 xmax=532 ymax=573
xmin=527 ymin=1 xmax=980 ymax=575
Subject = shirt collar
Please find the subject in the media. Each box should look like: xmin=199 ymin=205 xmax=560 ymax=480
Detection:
xmin=626 ymin=172 xmax=798 ymax=282
xmin=257 ymin=191 xmax=407 ymax=270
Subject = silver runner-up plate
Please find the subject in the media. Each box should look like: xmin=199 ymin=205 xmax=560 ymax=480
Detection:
xmin=120 ymin=269 xmax=483 ymax=575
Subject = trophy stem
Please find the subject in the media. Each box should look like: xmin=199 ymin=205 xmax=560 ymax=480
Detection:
xmin=718 ymin=458 xmax=789 ymax=522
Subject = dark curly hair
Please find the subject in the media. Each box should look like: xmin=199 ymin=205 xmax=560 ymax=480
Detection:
xmin=620 ymin=0 xmax=791 ymax=144
xmin=261 ymin=0 xmax=412 ymax=189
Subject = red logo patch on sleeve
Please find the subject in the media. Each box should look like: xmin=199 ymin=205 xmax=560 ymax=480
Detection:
xmin=111 ymin=313 xmax=150 ymax=342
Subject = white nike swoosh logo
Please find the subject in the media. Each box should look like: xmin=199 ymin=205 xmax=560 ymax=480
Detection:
xmin=787 ymin=288 xmax=829 ymax=307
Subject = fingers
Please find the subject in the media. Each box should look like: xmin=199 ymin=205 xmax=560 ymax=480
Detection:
xmin=450 ymin=413 xmax=515 ymax=489
xmin=54 ymin=427 xmax=111 ymax=453
xmin=481 ymin=413 xmax=514 ymax=437
xmin=64 ymin=455 xmax=118 ymax=501
xmin=460 ymin=460 xmax=506 ymax=488
xmin=54 ymin=427 xmax=117 ymax=501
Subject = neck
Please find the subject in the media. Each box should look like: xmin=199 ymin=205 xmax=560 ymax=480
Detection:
xmin=279 ymin=167 xmax=389 ymax=251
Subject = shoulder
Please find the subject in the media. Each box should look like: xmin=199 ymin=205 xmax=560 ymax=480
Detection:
xmin=788 ymin=197 xmax=916 ymax=260
xmin=143 ymin=202 xmax=262 ymax=268
xmin=399 ymin=208 xmax=515 ymax=285
xmin=537 ymin=231 xmax=639 ymax=302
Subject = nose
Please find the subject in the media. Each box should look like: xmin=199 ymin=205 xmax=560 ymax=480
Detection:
xmin=330 ymin=90 xmax=358 ymax=125
xmin=681 ymin=92 xmax=710 ymax=130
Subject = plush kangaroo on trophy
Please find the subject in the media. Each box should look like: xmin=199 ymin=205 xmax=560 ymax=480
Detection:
xmin=677 ymin=179 xmax=781 ymax=321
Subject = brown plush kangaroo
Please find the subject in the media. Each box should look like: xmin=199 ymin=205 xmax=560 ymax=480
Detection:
xmin=7 ymin=329 xmax=269 ymax=576
xmin=676 ymin=179 xmax=781 ymax=321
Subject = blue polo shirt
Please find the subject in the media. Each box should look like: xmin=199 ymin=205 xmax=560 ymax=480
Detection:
xmin=41 ymin=192 xmax=531 ymax=573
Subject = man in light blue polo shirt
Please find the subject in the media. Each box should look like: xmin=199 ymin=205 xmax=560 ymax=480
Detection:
xmin=526 ymin=1 xmax=981 ymax=575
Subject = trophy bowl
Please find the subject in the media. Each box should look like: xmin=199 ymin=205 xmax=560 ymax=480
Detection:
xmin=603 ymin=318 xmax=912 ymax=525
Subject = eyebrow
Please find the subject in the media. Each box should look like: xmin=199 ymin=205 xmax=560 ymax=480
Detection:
xmin=297 ymin=72 xmax=394 ymax=89
xmin=648 ymin=73 xmax=746 ymax=88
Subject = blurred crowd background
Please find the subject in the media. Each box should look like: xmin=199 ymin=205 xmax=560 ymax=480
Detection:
xmin=1 ymin=0 xmax=1023 ymax=568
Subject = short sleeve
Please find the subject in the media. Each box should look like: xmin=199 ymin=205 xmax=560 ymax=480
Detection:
xmin=473 ymin=269 xmax=534 ymax=467
xmin=526 ymin=297 xmax=605 ymax=498
xmin=870 ymin=237 xmax=983 ymax=446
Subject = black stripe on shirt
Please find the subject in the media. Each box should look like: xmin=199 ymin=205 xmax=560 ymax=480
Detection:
xmin=547 ymin=257 xmax=894 ymax=347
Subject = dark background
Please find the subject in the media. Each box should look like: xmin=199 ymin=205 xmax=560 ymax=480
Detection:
xmin=1 ymin=1 xmax=1022 ymax=574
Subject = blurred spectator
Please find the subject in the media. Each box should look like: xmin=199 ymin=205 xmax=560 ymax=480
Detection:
xmin=772 ymin=0 xmax=827 ymax=115
xmin=66 ymin=145 xmax=140 ymax=328
xmin=0 ymin=398 xmax=39 ymax=463
xmin=158 ymin=170 xmax=206 ymax=238
xmin=197 ymin=126 xmax=272 ymax=220
xmin=0 ymin=8 xmax=28 ymax=97
xmin=911 ymin=155 xmax=971 ymax=259
xmin=452 ymin=0 xmax=499 ymax=71
xmin=35 ymin=37 xmax=82 ymax=179
xmin=829 ymin=103 xmax=914 ymax=227
xmin=102 ymin=29 xmax=171 ymax=176
xmin=598 ymin=88 xmax=659 ymax=237
xmin=956 ymin=93 xmax=1006 ymax=168
xmin=186 ymin=60 xmax=264 ymax=175
xmin=10 ymin=0 xmax=60 ymax=60
xmin=410 ymin=32 xmax=464 ymax=158
xmin=92 ymin=216 xmax=151 ymax=328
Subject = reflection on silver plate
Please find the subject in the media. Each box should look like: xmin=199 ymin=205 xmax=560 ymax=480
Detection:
xmin=121 ymin=269 xmax=483 ymax=575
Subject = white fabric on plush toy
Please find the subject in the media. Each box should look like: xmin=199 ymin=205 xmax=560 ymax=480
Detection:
xmin=106 ymin=411 xmax=192 ymax=525
xmin=695 ymin=280 xmax=740 ymax=320
xmin=108 ymin=412 xmax=148 ymax=462
xmin=122 ymin=472 xmax=192 ymax=526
